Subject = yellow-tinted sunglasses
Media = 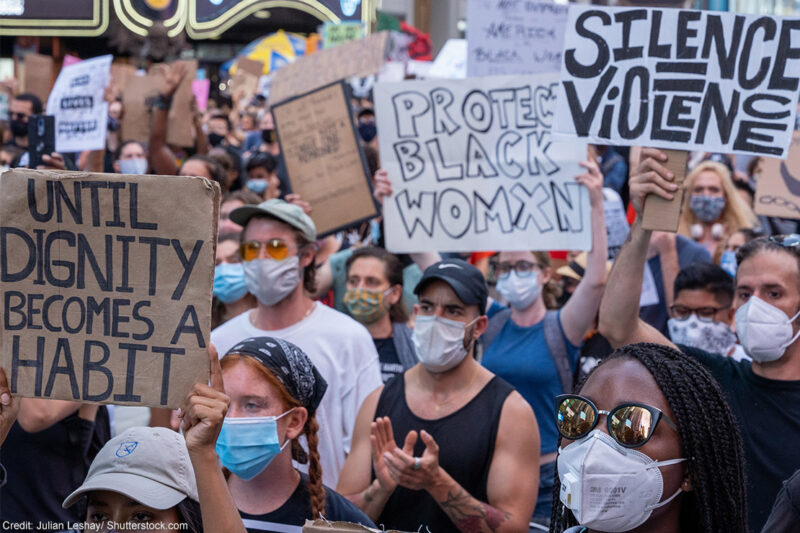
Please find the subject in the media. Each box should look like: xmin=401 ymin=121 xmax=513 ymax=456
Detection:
xmin=239 ymin=239 xmax=294 ymax=262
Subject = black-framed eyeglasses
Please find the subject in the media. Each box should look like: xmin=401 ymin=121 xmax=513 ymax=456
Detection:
xmin=668 ymin=304 xmax=729 ymax=322
xmin=769 ymin=234 xmax=800 ymax=248
xmin=496 ymin=260 xmax=540 ymax=279
xmin=555 ymin=394 xmax=678 ymax=449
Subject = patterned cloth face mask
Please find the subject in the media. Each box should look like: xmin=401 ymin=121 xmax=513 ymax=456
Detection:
xmin=343 ymin=288 xmax=392 ymax=324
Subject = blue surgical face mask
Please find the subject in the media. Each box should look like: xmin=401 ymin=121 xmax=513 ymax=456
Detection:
xmin=246 ymin=179 xmax=269 ymax=194
xmin=216 ymin=409 xmax=293 ymax=481
xmin=213 ymin=263 xmax=248 ymax=303
xmin=689 ymin=195 xmax=725 ymax=223
xmin=119 ymin=157 xmax=148 ymax=175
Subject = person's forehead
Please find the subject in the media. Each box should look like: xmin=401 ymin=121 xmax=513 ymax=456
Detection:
xmin=581 ymin=358 xmax=670 ymax=416
xmin=222 ymin=359 xmax=278 ymax=398
xmin=674 ymin=288 xmax=724 ymax=306
xmin=737 ymin=250 xmax=799 ymax=289
xmin=10 ymin=99 xmax=32 ymax=112
xmin=694 ymin=170 xmax=722 ymax=187
xmin=121 ymin=143 xmax=144 ymax=156
xmin=180 ymin=160 xmax=210 ymax=178
xmin=349 ymin=257 xmax=386 ymax=278
xmin=498 ymin=250 xmax=536 ymax=262
xmin=243 ymin=216 xmax=296 ymax=241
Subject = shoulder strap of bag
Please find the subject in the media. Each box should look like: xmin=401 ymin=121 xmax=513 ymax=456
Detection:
xmin=543 ymin=311 xmax=574 ymax=394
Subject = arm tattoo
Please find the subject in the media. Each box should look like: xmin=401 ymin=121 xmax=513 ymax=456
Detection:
xmin=438 ymin=486 xmax=510 ymax=533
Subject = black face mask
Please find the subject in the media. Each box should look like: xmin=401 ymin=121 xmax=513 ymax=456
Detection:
xmin=208 ymin=133 xmax=225 ymax=147
xmin=10 ymin=118 xmax=28 ymax=138
xmin=261 ymin=128 xmax=276 ymax=144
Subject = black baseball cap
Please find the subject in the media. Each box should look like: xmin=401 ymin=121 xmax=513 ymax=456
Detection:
xmin=414 ymin=259 xmax=488 ymax=314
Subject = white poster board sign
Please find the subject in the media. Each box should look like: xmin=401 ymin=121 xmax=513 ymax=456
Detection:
xmin=428 ymin=39 xmax=467 ymax=80
xmin=47 ymin=55 xmax=111 ymax=153
xmin=375 ymin=74 xmax=591 ymax=253
xmin=467 ymin=0 xmax=568 ymax=77
xmin=553 ymin=5 xmax=800 ymax=158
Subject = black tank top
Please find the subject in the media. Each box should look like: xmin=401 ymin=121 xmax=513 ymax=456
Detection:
xmin=374 ymin=374 xmax=514 ymax=533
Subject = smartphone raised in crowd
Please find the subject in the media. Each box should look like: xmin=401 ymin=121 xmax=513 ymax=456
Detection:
xmin=27 ymin=114 xmax=55 ymax=169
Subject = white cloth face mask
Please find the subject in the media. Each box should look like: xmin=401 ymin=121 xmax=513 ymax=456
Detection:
xmin=496 ymin=271 xmax=540 ymax=309
xmin=667 ymin=315 xmax=736 ymax=355
xmin=557 ymin=430 xmax=686 ymax=532
xmin=242 ymin=256 xmax=301 ymax=306
xmin=412 ymin=315 xmax=476 ymax=373
xmin=735 ymin=296 xmax=800 ymax=362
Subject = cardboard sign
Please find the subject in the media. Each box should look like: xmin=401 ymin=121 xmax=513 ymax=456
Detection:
xmin=272 ymin=82 xmax=378 ymax=236
xmin=232 ymin=58 xmax=263 ymax=102
xmin=167 ymin=60 xmax=198 ymax=148
xmin=323 ymin=21 xmax=366 ymax=49
xmin=642 ymin=149 xmax=689 ymax=232
xmin=374 ymin=74 xmax=591 ymax=253
xmin=46 ymin=55 xmax=112 ymax=153
xmin=23 ymin=53 xmax=54 ymax=105
xmin=270 ymin=32 xmax=389 ymax=105
xmin=553 ymin=5 xmax=800 ymax=158
xmin=121 ymin=73 xmax=162 ymax=143
xmin=467 ymin=0 xmax=569 ymax=76
xmin=756 ymin=130 xmax=800 ymax=219
xmin=0 ymin=169 xmax=219 ymax=408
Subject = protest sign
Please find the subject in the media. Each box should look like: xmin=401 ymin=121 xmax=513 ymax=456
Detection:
xmin=23 ymin=53 xmax=54 ymax=105
xmin=192 ymin=79 xmax=210 ymax=111
xmin=323 ymin=22 xmax=366 ymax=49
xmin=428 ymin=39 xmax=467 ymax=80
xmin=0 ymin=169 xmax=219 ymax=409
xmin=232 ymin=58 xmax=263 ymax=101
xmin=270 ymin=32 xmax=389 ymax=105
xmin=755 ymin=130 xmax=800 ymax=219
xmin=467 ymin=0 xmax=568 ymax=77
xmin=553 ymin=5 xmax=800 ymax=158
xmin=167 ymin=60 xmax=198 ymax=148
xmin=272 ymin=82 xmax=378 ymax=236
xmin=46 ymin=55 xmax=112 ymax=153
xmin=374 ymin=74 xmax=591 ymax=253
xmin=121 ymin=72 xmax=162 ymax=143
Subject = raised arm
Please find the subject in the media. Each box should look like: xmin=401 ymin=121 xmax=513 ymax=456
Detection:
xmin=598 ymin=148 xmax=678 ymax=350
xmin=180 ymin=345 xmax=246 ymax=533
xmin=149 ymin=63 xmax=187 ymax=176
xmin=384 ymin=392 xmax=539 ymax=533
xmin=560 ymin=156 xmax=609 ymax=346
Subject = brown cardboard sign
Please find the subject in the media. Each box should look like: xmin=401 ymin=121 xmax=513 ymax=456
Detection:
xmin=121 ymin=72 xmax=163 ymax=142
xmin=167 ymin=59 xmax=198 ymax=148
xmin=272 ymin=82 xmax=378 ymax=236
xmin=23 ymin=53 xmax=54 ymax=106
xmin=0 ymin=169 xmax=220 ymax=409
xmin=270 ymin=32 xmax=389 ymax=105
xmin=302 ymin=519 xmax=410 ymax=533
xmin=642 ymin=149 xmax=689 ymax=232
xmin=756 ymin=130 xmax=800 ymax=220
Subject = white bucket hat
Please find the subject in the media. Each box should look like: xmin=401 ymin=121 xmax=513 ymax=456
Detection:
xmin=63 ymin=426 xmax=198 ymax=510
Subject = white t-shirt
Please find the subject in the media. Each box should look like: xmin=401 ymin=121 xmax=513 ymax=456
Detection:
xmin=211 ymin=302 xmax=382 ymax=487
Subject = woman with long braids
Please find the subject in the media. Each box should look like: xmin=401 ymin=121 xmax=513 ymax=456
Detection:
xmin=209 ymin=337 xmax=375 ymax=531
xmin=550 ymin=343 xmax=747 ymax=533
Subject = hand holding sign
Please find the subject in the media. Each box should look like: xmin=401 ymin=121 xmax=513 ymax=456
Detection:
xmin=629 ymin=148 xmax=679 ymax=217
xmin=0 ymin=367 xmax=20 ymax=446
xmin=180 ymin=344 xmax=229 ymax=457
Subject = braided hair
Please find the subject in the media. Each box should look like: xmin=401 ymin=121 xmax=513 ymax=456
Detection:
xmin=549 ymin=343 xmax=747 ymax=533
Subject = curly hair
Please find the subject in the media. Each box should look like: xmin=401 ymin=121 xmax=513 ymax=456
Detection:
xmin=549 ymin=343 xmax=747 ymax=533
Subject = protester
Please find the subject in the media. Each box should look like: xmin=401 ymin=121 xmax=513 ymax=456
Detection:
xmin=678 ymin=160 xmax=757 ymax=257
xmin=179 ymin=154 xmax=226 ymax=190
xmin=245 ymin=152 xmax=281 ymax=199
xmin=6 ymin=92 xmax=42 ymax=150
xmin=343 ymin=247 xmax=416 ymax=382
xmin=201 ymin=337 xmax=375 ymax=530
xmin=0 ymin=144 xmax=23 ymax=169
xmin=551 ymin=343 xmax=747 ymax=533
xmin=112 ymin=140 xmax=148 ymax=175
xmin=213 ymin=233 xmax=256 ymax=330
xmin=667 ymin=262 xmax=749 ymax=361
xmin=209 ymin=146 xmax=241 ymax=192
xmin=219 ymin=189 xmax=262 ymax=237
xmin=63 ymin=347 xmax=246 ymax=533
xmin=210 ymin=199 xmax=382 ymax=487
xmin=337 ymin=259 xmax=540 ymax=533
xmin=479 ymin=156 xmax=607 ymax=526
xmin=598 ymin=148 xmax=800 ymax=532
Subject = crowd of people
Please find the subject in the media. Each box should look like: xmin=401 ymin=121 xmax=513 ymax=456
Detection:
xmin=2 ymin=41 xmax=800 ymax=533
